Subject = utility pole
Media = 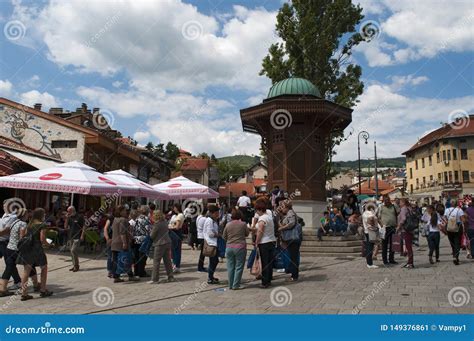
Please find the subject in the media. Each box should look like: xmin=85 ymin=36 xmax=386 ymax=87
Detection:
xmin=374 ymin=141 xmax=379 ymax=199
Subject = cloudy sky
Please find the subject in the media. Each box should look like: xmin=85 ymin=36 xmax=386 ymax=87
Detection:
xmin=0 ymin=0 xmax=473 ymax=161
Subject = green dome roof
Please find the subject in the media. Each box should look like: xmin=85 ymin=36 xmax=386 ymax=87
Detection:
xmin=267 ymin=77 xmax=321 ymax=99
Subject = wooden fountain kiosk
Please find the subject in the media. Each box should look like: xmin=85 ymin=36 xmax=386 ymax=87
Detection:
xmin=240 ymin=77 xmax=352 ymax=228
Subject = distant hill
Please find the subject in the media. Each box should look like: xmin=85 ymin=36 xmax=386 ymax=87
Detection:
xmin=333 ymin=157 xmax=406 ymax=171
xmin=217 ymin=155 xmax=260 ymax=169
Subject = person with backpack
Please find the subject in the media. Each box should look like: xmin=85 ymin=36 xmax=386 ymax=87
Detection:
xmin=17 ymin=208 xmax=53 ymax=300
xmin=397 ymin=198 xmax=417 ymax=268
xmin=444 ymin=199 xmax=464 ymax=265
xmin=0 ymin=208 xmax=29 ymax=296
xmin=278 ymin=201 xmax=301 ymax=281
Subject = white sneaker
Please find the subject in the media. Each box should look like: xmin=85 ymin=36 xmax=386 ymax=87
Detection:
xmin=8 ymin=283 xmax=21 ymax=290
xmin=366 ymin=264 xmax=379 ymax=269
xmin=173 ymin=267 xmax=181 ymax=273
xmin=276 ymin=269 xmax=286 ymax=273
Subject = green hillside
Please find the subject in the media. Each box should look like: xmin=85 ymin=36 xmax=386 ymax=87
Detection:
xmin=333 ymin=157 xmax=406 ymax=171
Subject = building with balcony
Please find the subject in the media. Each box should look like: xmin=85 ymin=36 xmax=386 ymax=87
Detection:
xmin=403 ymin=116 xmax=474 ymax=200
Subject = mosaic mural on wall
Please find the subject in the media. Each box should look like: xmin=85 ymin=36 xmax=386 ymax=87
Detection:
xmin=0 ymin=105 xmax=61 ymax=159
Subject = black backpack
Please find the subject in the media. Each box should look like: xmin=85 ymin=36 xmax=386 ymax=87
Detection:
xmin=404 ymin=209 xmax=419 ymax=232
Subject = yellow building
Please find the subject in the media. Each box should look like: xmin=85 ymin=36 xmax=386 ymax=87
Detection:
xmin=403 ymin=116 xmax=474 ymax=200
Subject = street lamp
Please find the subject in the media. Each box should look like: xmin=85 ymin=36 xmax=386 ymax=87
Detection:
xmin=358 ymin=131 xmax=370 ymax=196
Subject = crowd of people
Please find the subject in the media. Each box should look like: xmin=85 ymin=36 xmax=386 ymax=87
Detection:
xmin=1 ymin=187 xmax=472 ymax=301
xmin=0 ymin=188 xmax=304 ymax=300
xmin=319 ymin=191 xmax=474 ymax=269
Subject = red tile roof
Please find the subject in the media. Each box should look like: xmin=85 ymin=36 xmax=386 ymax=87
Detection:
xmin=219 ymin=183 xmax=256 ymax=197
xmin=181 ymin=158 xmax=209 ymax=171
xmin=403 ymin=116 xmax=474 ymax=155
xmin=253 ymin=178 xmax=267 ymax=187
xmin=354 ymin=179 xmax=394 ymax=195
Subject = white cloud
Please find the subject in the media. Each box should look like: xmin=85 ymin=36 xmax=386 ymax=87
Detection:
xmin=0 ymin=80 xmax=13 ymax=96
xmin=19 ymin=90 xmax=58 ymax=109
xmin=112 ymin=81 xmax=123 ymax=88
xmin=357 ymin=0 xmax=474 ymax=65
xmin=334 ymin=83 xmax=474 ymax=160
xmin=13 ymin=1 xmax=276 ymax=93
xmin=133 ymin=131 xmax=150 ymax=142
xmin=23 ymin=74 xmax=40 ymax=88
xmin=388 ymin=74 xmax=429 ymax=91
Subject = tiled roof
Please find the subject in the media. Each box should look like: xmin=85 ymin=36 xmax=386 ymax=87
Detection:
xmin=181 ymin=158 xmax=209 ymax=171
xmin=403 ymin=116 xmax=474 ymax=154
xmin=253 ymin=178 xmax=267 ymax=187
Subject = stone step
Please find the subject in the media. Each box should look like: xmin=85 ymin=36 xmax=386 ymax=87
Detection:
xmin=302 ymin=235 xmax=360 ymax=241
xmin=299 ymin=252 xmax=360 ymax=257
xmin=301 ymin=240 xmax=361 ymax=247
xmin=300 ymin=245 xmax=361 ymax=253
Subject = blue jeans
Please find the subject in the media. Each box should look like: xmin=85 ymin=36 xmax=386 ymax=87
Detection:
xmin=225 ymin=247 xmax=246 ymax=289
xmin=169 ymin=231 xmax=182 ymax=268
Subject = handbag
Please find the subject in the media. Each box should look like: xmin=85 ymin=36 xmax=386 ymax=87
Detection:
xmin=282 ymin=223 xmax=302 ymax=242
xmin=368 ymin=229 xmax=379 ymax=242
xmin=250 ymin=249 xmax=262 ymax=277
xmin=117 ymin=249 xmax=132 ymax=274
xmin=446 ymin=209 xmax=460 ymax=233
xmin=379 ymin=225 xmax=386 ymax=240
xmin=202 ymin=239 xmax=217 ymax=257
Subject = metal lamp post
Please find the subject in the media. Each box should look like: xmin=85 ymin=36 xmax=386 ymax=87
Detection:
xmin=358 ymin=131 xmax=370 ymax=195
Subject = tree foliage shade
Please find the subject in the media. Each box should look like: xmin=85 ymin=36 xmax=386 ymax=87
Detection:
xmin=260 ymin=0 xmax=366 ymax=177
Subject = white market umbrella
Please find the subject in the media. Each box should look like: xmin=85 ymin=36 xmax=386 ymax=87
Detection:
xmin=153 ymin=176 xmax=219 ymax=199
xmin=104 ymin=169 xmax=169 ymax=199
xmin=0 ymin=160 xmax=137 ymax=197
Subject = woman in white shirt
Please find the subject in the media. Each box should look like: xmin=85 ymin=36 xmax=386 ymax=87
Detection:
xmin=203 ymin=205 xmax=220 ymax=284
xmin=255 ymin=200 xmax=276 ymax=288
xmin=168 ymin=204 xmax=184 ymax=273
xmin=362 ymin=203 xmax=379 ymax=269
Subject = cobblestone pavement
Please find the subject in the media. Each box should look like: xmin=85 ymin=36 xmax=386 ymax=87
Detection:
xmin=0 ymin=235 xmax=472 ymax=314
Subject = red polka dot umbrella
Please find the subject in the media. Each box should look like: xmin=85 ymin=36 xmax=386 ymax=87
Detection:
xmin=0 ymin=160 xmax=138 ymax=197
xmin=153 ymin=176 xmax=219 ymax=199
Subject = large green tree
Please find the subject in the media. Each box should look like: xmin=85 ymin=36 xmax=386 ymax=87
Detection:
xmin=260 ymin=0 xmax=365 ymax=177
